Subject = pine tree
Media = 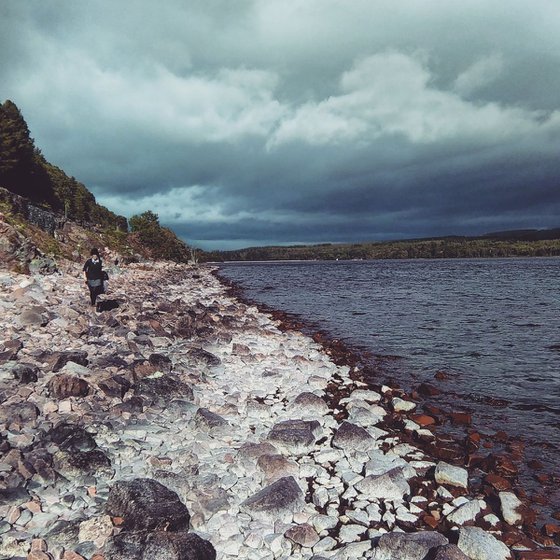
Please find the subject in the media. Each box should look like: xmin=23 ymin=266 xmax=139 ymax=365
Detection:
xmin=0 ymin=100 xmax=37 ymax=195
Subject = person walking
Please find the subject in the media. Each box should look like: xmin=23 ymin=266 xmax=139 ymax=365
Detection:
xmin=83 ymin=248 xmax=104 ymax=306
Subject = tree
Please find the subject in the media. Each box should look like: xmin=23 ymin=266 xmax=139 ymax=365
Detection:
xmin=0 ymin=100 xmax=37 ymax=195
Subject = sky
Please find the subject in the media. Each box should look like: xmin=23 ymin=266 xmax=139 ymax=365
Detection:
xmin=1 ymin=1 xmax=559 ymax=250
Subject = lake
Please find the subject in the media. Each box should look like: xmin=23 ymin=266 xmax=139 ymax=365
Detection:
xmin=218 ymin=258 xmax=560 ymax=498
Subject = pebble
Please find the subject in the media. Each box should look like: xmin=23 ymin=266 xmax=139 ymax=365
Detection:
xmin=0 ymin=261 xmax=519 ymax=560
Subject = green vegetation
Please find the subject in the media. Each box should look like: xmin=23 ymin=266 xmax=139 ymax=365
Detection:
xmin=128 ymin=210 xmax=191 ymax=262
xmin=202 ymin=232 xmax=560 ymax=262
xmin=0 ymin=99 xmax=126 ymax=229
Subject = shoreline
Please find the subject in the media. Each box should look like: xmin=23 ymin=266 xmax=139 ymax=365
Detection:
xmin=0 ymin=261 xmax=558 ymax=559
xmin=214 ymin=268 xmax=560 ymax=550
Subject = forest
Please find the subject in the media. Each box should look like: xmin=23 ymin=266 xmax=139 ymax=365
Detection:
xmin=202 ymin=231 xmax=560 ymax=262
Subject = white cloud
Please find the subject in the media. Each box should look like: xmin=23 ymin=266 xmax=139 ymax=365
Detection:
xmin=269 ymin=51 xmax=559 ymax=148
xmin=454 ymin=54 xmax=505 ymax=96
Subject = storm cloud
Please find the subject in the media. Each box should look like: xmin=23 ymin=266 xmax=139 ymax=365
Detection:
xmin=1 ymin=0 xmax=559 ymax=249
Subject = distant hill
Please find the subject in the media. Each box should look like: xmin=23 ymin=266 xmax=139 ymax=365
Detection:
xmin=202 ymin=229 xmax=560 ymax=262
xmin=0 ymin=100 xmax=192 ymax=268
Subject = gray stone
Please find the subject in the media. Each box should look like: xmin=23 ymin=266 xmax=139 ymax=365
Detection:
xmin=434 ymin=462 xmax=469 ymax=489
xmin=187 ymin=348 xmax=221 ymax=367
xmin=194 ymin=408 xmax=228 ymax=430
xmin=267 ymin=419 xmax=321 ymax=455
xmin=285 ymin=523 xmax=320 ymax=547
xmin=105 ymin=530 xmax=216 ymax=560
xmin=257 ymin=454 xmax=299 ymax=482
xmin=241 ymin=476 xmax=303 ymax=520
xmin=373 ymin=531 xmax=449 ymax=560
xmin=433 ymin=544 xmax=471 ymax=560
xmin=133 ymin=374 xmax=193 ymax=405
xmin=499 ymin=492 xmax=522 ymax=525
xmin=332 ymin=421 xmax=375 ymax=451
xmin=238 ymin=441 xmax=278 ymax=460
xmin=106 ymin=478 xmax=190 ymax=532
xmin=354 ymin=467 xmax=410 ymax=501
xmin=457 ymin=526 xmax=511 ymax=560
xmin=12 ymin=364 xmax=38 ymax=383
xmin=290 ymin=392 xmax=329 ymax=415
xmin=446 ymin=499 xmax=481 ymax=525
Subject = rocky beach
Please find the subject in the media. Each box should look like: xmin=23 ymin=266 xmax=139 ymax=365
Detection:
xmin=0 ymin=260 xmax=558 ymax=560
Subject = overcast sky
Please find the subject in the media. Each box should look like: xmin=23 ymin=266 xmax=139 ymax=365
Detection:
xmin=1 ymin=1 xmax=559 ymax=249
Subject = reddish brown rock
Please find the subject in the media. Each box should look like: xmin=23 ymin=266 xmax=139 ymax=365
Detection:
xmin=485 ymin=473 xmax=512 ymax=491
xmin=418 ymin=383 xmax=441 ymax=396
xmin=516 ymin=551 xmax=560 ymax=559
xmin=450 ymin=412 xmax=472 ymax=426
xmin=48 ymin=374 xmax=90 ymax=399
xmin=411 ymin=414 xmax=436 ymax=427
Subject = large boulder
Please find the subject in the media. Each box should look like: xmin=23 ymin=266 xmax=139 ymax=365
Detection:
xmin=133 ymin=374 xmax=194 ymax=405
xmin=354 ymin=468 xmax=410 ymax=501
xmin=241 ymin=476 xmax=303 ymax=522
xmin=48 ymin=374 xmax=90 ymax=398
xmin=373 ymin=531 xmax=449 ymax=560
xmin=105 ymin=531 xmax=216 ymax=560
xmin=106 ymin=479 xmax=190 ymax=532
xmin=267 ymin=419 xmax=321 ymax=455
xmin=0 ymin=214 xmax=35 ymax=272
xmin=332 ymin=421 xmax=375 ymax=451
xmin=457 ymin=527 xmax=511 ymax=560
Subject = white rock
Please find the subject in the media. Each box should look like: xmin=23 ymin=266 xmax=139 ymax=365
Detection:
xmin=483 ymin=513 xmax=500 ymax=527
xmin=346 ymin=509 xmax=369 ymax=526
xmin=310 ymin=514 xmax=338 ymax=533
xmin=392 ymin=397 xmax=416 ymax=412
xmin=314 ymin=536 xmax=337 ymax=552
xmin=339 ymin=524 xmax=366 ymax=543
xmin=347 ymin=389 xmax=382 ymax=403
xmin=458 ymin=526 xmax=511 ymax=560
xmin=499 ymin=492 xmax=523 ymax=525
xmin=447 ymin=499 xmax=481 ymax=525
xmin=434 ymin=461 xmax=469 ymax=489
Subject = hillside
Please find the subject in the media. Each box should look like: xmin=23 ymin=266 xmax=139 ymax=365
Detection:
xmin=0 ymin=100 xmax=192 ymax=271
xmin=203 ymin=231 xmax=560 ymax=262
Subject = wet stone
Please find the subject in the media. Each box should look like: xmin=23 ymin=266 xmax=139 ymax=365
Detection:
xmin=105 ymin=478 xmax=190 ymax=532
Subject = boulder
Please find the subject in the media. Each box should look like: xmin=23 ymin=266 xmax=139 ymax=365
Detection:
xmin=105 ymin=530 xmax=216 ymax=560
xmin=447 ymin=499 xmax=481 ymax=525
xmin=457 ymin=526 xmax=511 ymax=560
xmin=0 ymin=214 xmax=35 ymax=272
xmin=12 ymin=363 xmax=38 ymax=383
xmin=354 ymin=467 xmax=410 ymax=501
xmin=290 ymin=392 xmax=329 ymax=415
xmin=194 ymin=408 xmax=228 ymax=430
xmin=133 ymin=374 xmax=193 ymax=405
xmin=433 ymin=544 xmax=471 ymax=560
xmin=241 ymin=476 xmax=303 ymax=521
xmin=373 ymin=531 xmax=448 ymax=560
xmin=435 ymin=461 xmax=469 ymax=489
xmin=187 ymin=348 xmax=221 ymax=367
xmin=47 ymin=350 xmax=89 ymax=372
xmin=106 ymin=478 xmax=190 ymax=532
xmin=285 ymin=523 xmax=320 ymax=547
xmin=332 ymin=421 xmax=375 ymax=451
xmin=257 ymin=454 xmax=299 ymax=482
xmin=499 ymin=492 xmax=523 ymax=525
xmin=48 ymin=374 xmax=90 ymax=398
xmin=267 ymin=419 xmax=321 ymax=455
xmin=18 ymin=308 xmax=48 ymax=327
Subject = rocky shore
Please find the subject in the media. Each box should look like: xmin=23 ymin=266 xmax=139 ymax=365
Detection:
xmin=0 ymin=261 xmax=558 ymax=560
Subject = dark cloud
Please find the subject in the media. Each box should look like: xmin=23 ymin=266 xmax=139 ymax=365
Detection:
xmin=1 ymin=0 xmax=559 ymax=249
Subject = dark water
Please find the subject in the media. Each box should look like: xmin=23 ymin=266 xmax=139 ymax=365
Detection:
xmin=218 ymin=258 xmax=560 ymax=476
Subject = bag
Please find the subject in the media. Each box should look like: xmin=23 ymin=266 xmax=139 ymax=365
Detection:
xmin=102 ymin=271 xmax=109 ymax=294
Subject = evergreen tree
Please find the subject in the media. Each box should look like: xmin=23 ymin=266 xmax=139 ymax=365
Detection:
xmin=0 ymin=100 xmax=37 ymax=196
